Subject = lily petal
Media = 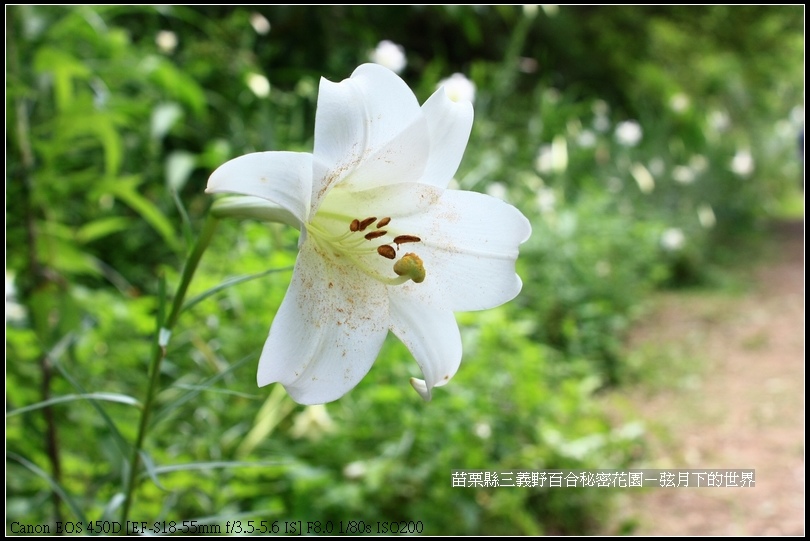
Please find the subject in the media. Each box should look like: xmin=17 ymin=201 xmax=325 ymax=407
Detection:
xmin=312 ymin=64 xmax=422 ymax=208
xmin=207 ymin=151 xmax=313 ymax=226
xmin=409 ymin=378 xmax=431 ymax=401
xmin=317 ymin=181 xmax=443 ymax=222
xmin=389 ymin=292 xmax=462 ymax=401
xmin=257 ymin=240 xmax=389 ymax=404
xmin=393 ymin=189 xmax=532 ymax=312
xmin=210 ymin=195 xmax=301 ymax=229
xmin=419 ymin=87 xmax=474 ymax=188
xmin=338 ymin=112 xmax=430 ymax=192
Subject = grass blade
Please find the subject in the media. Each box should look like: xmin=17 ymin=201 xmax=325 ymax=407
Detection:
xmin=7 ymin=392 xmax=141 ymax=417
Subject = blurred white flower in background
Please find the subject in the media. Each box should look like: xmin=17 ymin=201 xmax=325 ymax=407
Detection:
xmin=660 ymin=228 xmax=685 ymax=251
xmin=369 ymin=40 xmax=407 ymax=74
xmin=630 ymin=162 xmax=655 ymax=193
xmin=593 ymin=115 xmax=610 ymax=133
xmin=592 ymin=100 xmax=611 ymax=132
xmin=576 ymin=129 xmax=597 ymax=148
xmin=250 ymin=12 xmax=271 ymax=35
xmin=708 ymin=110 xmax=730 ymax=133
xmin=540 ymin=5 xmax=559 ymax=16
xmin=730 ymin=149 xmax=754 ymax=177
xmin=672 ymin=165 xmax=696 ymax=185
xmin=518 ymin=56 xmax=539 ymax=73
xmin=697 ymin=204 xmax=716 ymax=229
xmin=592 ymin=99 xmax=610 ymax=117
xmin=474 ymin=422 xmax=492 ymax=439
xmin=6 ymin=271 xmax=27 ymax=324
xmin=536 ymin=187 xmax=557 ymax=214
xmin=648 ymin=157 xmax=665 ymax=177
xmin=534 ymin=135 xmax=568 ymax=174
xmin=689 ymin=154 xmax=708 ymax=173
xmin=486 ymin=181 xmax=509 ymax=201
xmin=669 ymin=93 xmax=690 ymax=114
xmin=615 ymin=120 xmax=642 ymax=147
xmin=245 ymin=72 xmax=271 ymax=98
xmin=437 ymin=73 xmax=476 ymax=103
xmin=155 ymin=30 xmax=177 ymax=53
xmin=343 ymin=461 xmax=368 ymax=480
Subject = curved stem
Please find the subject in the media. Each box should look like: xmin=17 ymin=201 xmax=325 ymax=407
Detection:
xmin=120 ymin=214 xmax=219 ymax=525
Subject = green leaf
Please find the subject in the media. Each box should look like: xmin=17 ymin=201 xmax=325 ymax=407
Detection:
xmin=7 ymin=392 xmax=141 ymax=417
xmin=33 ymin=46 xmax=91 ymax=111
xmin=151 ymin=352 xmax=255 ymax=428
xmin=171 ymin=384 xmax=259 ymax=400
xmin=37 ymin=220 xmax=103 ymax=277
xmin=145 ymin=460 xmax=288 ymax=476
xmin=139 ymin=450 xmax=167 ymax=491
xmin=170 ymin=188 xmax=194 ymax=248
xmin=108 ymin=176 xmax=181 ymax=251
xmin=51 ymin=112 xmax=125 ymax=177
xmin=181 ymin=266 xmax=294 ymax=314
xmin=50 ymin=338 xmax=132 ymax=458
xmin=142 ymin=56 xmax=207 ymax=116
xmin=101 ymin=493 xmax=126 ymax=521
xmin=7 ymin=452 xmax=88 ymax=524
xmin=236 ymin=385 xmax=295 ymax=458
xmin=76 ymin=216 xmax=132 ymax=243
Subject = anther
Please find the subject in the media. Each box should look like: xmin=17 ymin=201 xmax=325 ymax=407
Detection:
xmin=364 ymin=230 xmax=387 ymax=240
xmin=393 ymin=235 xmax=421 ymax=246
xmin=350 ymin=219 xmax=360 ymax=232
xmin=376 ymin=217 xmax=391 ymax=228
xmin=377 ymin=245 xmax=396 ymax=259
xmin=358 ymin=217 xmax=377 ymax=231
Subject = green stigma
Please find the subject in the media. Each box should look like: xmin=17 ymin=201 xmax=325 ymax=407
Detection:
xmin=393 ymin=253 xmax=426 ymax=283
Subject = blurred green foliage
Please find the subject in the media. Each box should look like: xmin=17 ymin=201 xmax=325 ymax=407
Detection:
xmin=6 ymin=5 xmax=803 ymax=535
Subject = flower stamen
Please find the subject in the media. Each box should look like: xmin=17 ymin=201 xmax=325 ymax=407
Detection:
xmin=357 ymin=217 xmax=377 ymax=231
xmin=393 ymin=235 xmax=421 ymax=248
xmin=377 ymin=245 xmax=396 ymax=259
xmin=310 ymin=212 xmax=427 ymax=284
xmin=364 ymin=230 xmax=388 ymax=240
xmin=393 ymin=253 xmax=426 ymax=283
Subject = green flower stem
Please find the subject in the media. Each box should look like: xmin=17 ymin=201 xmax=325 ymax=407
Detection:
xmin=120 ymin=214 xmax=220 ymax=525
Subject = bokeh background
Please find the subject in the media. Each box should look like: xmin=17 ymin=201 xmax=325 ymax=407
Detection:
xmin=6 ymin=5 xmax=804 ymax=535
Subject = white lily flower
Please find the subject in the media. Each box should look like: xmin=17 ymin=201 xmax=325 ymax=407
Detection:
xmin=615 ymin=120 xmax=642 ymax=147
xmin=369 ymin=40 xmax=407 ymax=74
xmin=436 ymin=73 xmax=476 ymax=104
xmin=660 ymin=228 xmax=685 ymax=251
xmin=207 ymin=64 xmax=531 ymax=405
xmin=155 ymin=30 xmax=178 ymax=54
xmin=730 ymin=149 xmax=754 ymax=177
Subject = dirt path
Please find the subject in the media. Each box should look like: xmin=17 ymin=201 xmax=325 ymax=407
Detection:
xmin=608 ymin=220 xmax=805 ymax=535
